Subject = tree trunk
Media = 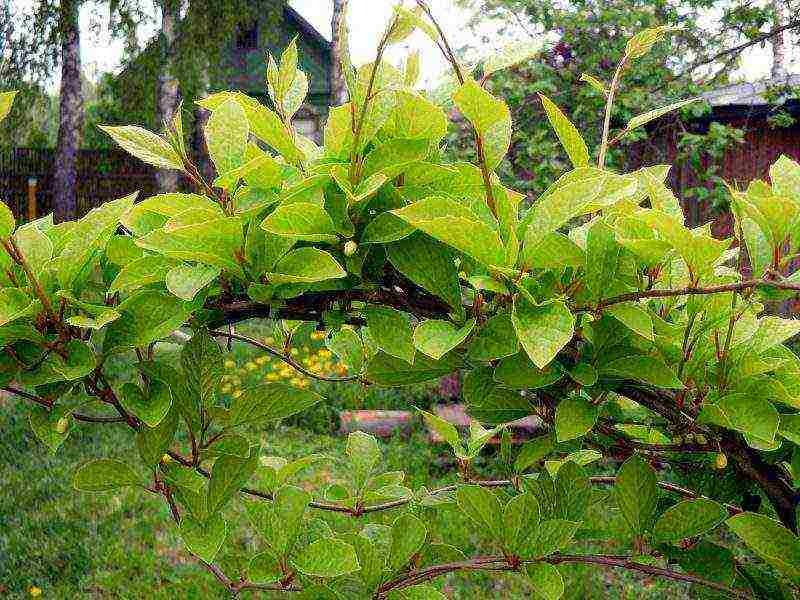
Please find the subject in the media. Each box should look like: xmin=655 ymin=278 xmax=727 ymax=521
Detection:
xmin=771 ymin=0 xmax=787 ymax=79
xmin=52 ymin=0 xmax=83 ymax=223
xmin=330 ymin=0 xmax=349 ymax=105
xmin=156 ymin=0 xmax=181 ymax=193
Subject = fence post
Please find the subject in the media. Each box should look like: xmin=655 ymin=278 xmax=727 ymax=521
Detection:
xmin=27 ymin=177 xmax=38 ymax=222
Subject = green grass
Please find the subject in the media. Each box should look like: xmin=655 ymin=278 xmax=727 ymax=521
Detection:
xmin=0 ymin=393 xmax=698 ymax=600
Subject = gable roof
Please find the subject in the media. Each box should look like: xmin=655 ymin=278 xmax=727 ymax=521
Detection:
xmin=285 ymin=5 xmax=330 ymax=50
xmin=702 ymin=74 xmax=800 ymax=107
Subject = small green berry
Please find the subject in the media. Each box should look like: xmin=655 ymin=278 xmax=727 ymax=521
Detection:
xmin=55 ymin=417 xmax=69 ymax=434
xmin=344 ymin=241 xmax=358 ymax=256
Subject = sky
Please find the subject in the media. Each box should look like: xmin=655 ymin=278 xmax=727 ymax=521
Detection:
xmin=10 ymin=0 xmax=799 ymax=89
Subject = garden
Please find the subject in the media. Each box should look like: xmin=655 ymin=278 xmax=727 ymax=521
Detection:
xmin=3 ymin=1 xmax=800 ymax=599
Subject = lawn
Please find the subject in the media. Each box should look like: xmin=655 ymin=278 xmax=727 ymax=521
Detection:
xmin=1 ymin=389 xmax=697 ymax=599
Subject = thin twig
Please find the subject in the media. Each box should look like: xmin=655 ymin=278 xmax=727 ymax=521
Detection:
xmin=575 ymin=277 xmax=800 ymax=311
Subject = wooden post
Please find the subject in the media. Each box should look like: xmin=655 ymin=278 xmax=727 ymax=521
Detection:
xmin=27 ymin=177 xmax=37 ymax=222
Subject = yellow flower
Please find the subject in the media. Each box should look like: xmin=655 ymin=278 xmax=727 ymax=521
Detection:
xmin=266 ymin=372 xmax=279 ymax=381
xmin=289 ymin=377 xmax=303 ymax=386
xmin=256 ymin=355 xmax=269 ymax=365
xmin=297 ymin=379 xmax=310 ymax=388
xmin=319 ymin=349 xmax=332 ymax=358
xmin=29 ymin=587 xmax=42 ymax=597
xmin=231 ymin=389 xmax=243 ymax=399
xmin=223 ymin=360 xmax=236 ymax=369
xmin=245 ymin=361 xmax=258 ymax=371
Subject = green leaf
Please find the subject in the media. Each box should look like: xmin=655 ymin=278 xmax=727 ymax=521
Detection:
xmin=99 ymin=125 xmax=182 ymax=169
xmin=14 ymin=225 xmax=52 ymax=275
xmin=606 ymin=304 xmax=654 ymax=340
xmin=387 ymin=90 xmax=448 ymax=141
xmin=413 ymin=318 xmax=475 ymax=360
xmin=104 ymin=290 xmax=199 ymax=353
xmin=120 ymin=381 xmax=172 ymax=428
xmin=121 ymin=193 xmax=222 ymax=236
xmin=387 ymin=586 xmax=448 ymax=600
xmin=326 ymin=328 xmax=364 ymax=373
xmin=0 ymin=199 xmax=16 ymax=238
xmin=179 ymin=514 xmax=227 ymax=563
xmin=539 ymin=94 xmax=589 ymax=167
xmin=467 ymin=313 xmax=520 ymax=362
xmin=526 ymin=519 xmax=580 ymax=558
xmin=346 ymin=431 xmax=381 ymax=493
xmin=484 ymin=39 xmax=544 ymax=75
xmin=555 ymin=395 xmax=598 ymax=442
xmin=624 ymin=98 xmax=701 ymax=133
xmin=28 ymin=403 xmax=72 ymax=454
xmin=625 ymin=26 xmax=677 ymax=59
xmin=136 ymin=410 xmax=179 ymax=466
xmin=389 ymin=514 xmax=427 ymax=573
xmin=56 ymin=194 xmax=137 ymax=289
xmin=165 ymin=264 xmax=220 ymax=301
xmin=520 ymin=232 xmax=585 ymax=270
xmin=585 ymin=222 xmax=619 ymax=301
xmin=514 ymin=435 xmax=554 ymax=473
xmin=366 ymin=306 xmax=415 ymax=364
xmin=268 ymin=485 xmax=312 ymax=557
xmin=601 ymin=355 xmax=683 ymax=388
xmin=207 ymin=450 xmax=258 ymax=514
xmin=109 ymin=255 xmax=180 ymax=295
xmin=770 ymin=154 xmax=800 ymax=200
xmin=463 ymin=367 xmax=531 ymax=425
xmin=261 ymin=202 xmax=338 ymax=243
xmin=387 ymin=233 xmax=462 ymax=313
xmin=494 ymin=353 xmax=563 ymax=390
xmin=727 ymin=513 xmax=800 ymax=580
xmin=716 ymin=393 xmax=779 ymax=443
xmin=362 ymin=212 xmax=415 ymax=244
xmin=512 ymin=298 xmax=575 ymax=369
xmin=453 ymin=79 xmax=512 ymax=169
xmin=230 ymin=383 xmax=324 ymax=426
xmin=181 ymin=330 xmax=224 ymax=409
xmin=525 ymin=562 xmax=565 ymax=600
xmin=0 ymin=288 xmax=35 ymax=327
xmin=292 ymin=538 xmax=360 ymax=578
xmin=366 ymin=351 xmax=461 ymax=387
xmin=503 ymin=493 xmax=541 ymax=555
xmin=205 ymin=98 xmax=249 ymax=174
xmin=521 ymin=173 xmax=637 ymax=249
xmin=615 ymin=454 xmax=658 ymax=534
xmin=267 ymin=247 xmax=346 ymax=284
xmin=456 ymin=485 xmax=503 ymax=538
xmin=0 ymin=90 xmax=17 ymax=123
xmin=392 ymin=196 xmax=506 ymax=267
xmin=248 ymin=552 xmax=282 ymax=585
xmin=420 ymin=410 xmax=463 ymax=456
xmin=361 ymin=137 xmax=431 ymax=181
xmin=73 ymin=459 xmax=144 ymax=492
xmin=652 ymin=499 xmax=727 ymax=543
xmin=135 ymin=215 xmax=245 ymax=277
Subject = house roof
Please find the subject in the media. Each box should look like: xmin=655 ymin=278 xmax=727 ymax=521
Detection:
xmin=285 ymin=5 xmax=331 ymax=49
xmin=702 ymin=74 xmax=800 ymax=107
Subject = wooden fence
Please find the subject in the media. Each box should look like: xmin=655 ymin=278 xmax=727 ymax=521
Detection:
xmin=0 ymin=148 xmax=158 ymax=221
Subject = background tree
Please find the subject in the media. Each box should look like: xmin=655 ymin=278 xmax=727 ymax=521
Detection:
xmin=330 ymin=0 xmax=349 ymax=104
xmin=451 ymin=0 xmax=799 ymax=207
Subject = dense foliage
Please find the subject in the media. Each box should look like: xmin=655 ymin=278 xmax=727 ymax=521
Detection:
xmin=3 ymin=4 xmax=800 ymax=598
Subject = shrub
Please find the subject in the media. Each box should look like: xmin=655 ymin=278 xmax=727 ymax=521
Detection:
xmin=3 ymin=4 xmax=800 ymax=599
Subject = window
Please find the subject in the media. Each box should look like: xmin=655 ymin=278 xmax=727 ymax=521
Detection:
xmin=236 ymin=21 xmax=258 ymax=50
